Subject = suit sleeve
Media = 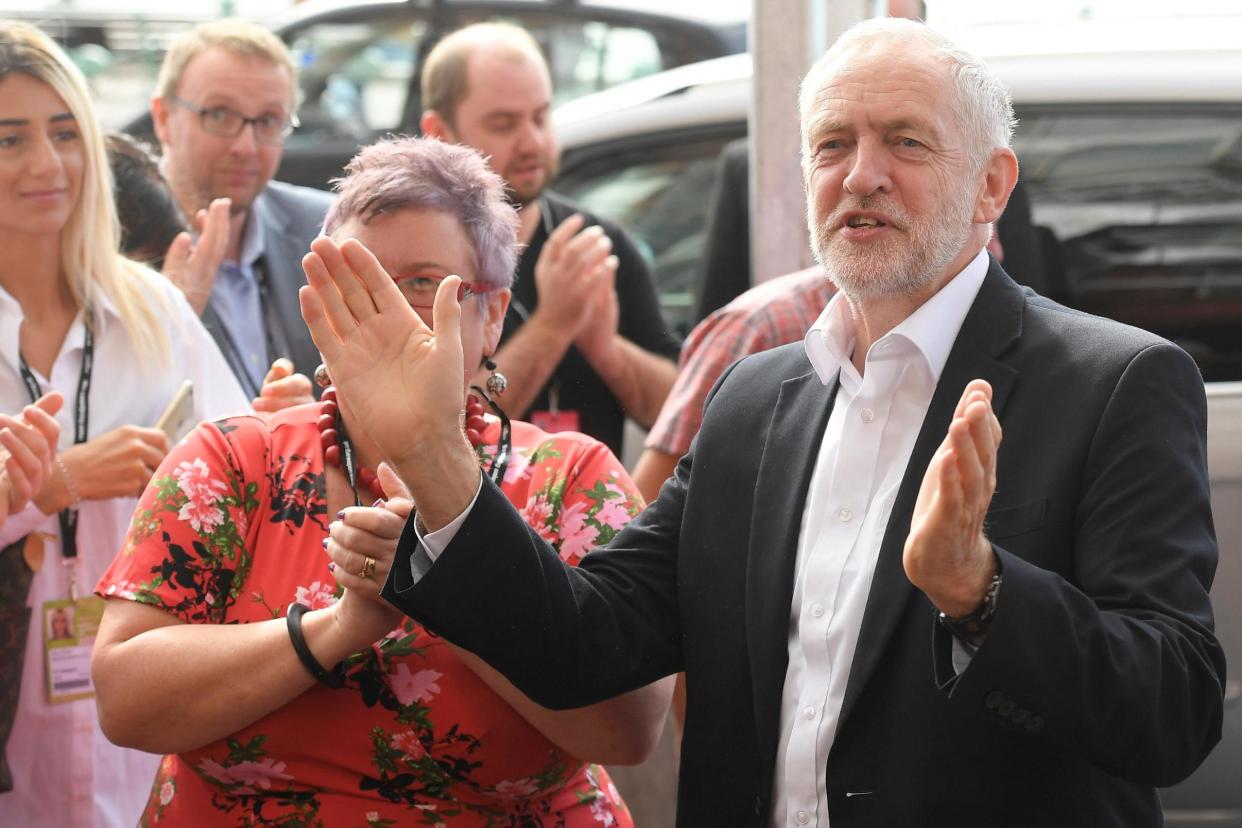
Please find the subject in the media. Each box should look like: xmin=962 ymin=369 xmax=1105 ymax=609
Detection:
xmin=937 ymin=341 xmax=1225 ymax=787
xmin=380 ymin=361 xmax=753 ymax=710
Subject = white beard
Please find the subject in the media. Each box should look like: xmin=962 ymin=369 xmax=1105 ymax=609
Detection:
xmin=810 ymin=186 xmax=976 ymax=302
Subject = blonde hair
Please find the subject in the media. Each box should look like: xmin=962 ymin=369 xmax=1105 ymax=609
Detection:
xmin=156 ymin=18 xmax=298 ymax=108
xmin=0 ymin=21 xmax=171 ymax=367
xmin=421 ymin=22 xmax=547 ymax=126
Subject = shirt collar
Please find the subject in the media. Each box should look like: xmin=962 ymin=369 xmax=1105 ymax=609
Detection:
xmin=0 ymin=279 xmax=123 ymax=377
xmin=804 ymin=248 xmax=990 ymax=388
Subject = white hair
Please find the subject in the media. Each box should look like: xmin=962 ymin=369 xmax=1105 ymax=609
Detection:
xmin=799 ymin=18 xmax=1016 ymax=171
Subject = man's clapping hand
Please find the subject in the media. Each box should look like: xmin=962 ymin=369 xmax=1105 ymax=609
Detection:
xmin=162 ymin=197 xmax=230 ymax=315
xmin=903 ymin=379 xmax=1002 ymax=618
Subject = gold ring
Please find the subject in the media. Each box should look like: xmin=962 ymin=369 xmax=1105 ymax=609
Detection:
xmin=359 ymin=556 xmax=377 ymax=579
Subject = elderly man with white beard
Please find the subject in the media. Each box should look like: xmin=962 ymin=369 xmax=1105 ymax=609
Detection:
xmin=300 ymin=17 xmax=1225 ymax=827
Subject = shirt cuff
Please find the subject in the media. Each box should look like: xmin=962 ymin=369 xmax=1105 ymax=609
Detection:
xmin=950 ymin=637 xmax=975 ymax=675
xmin=408 ymin=472 xmax=484 ymax=579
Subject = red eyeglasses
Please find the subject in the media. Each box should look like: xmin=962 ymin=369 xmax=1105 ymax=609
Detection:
xmin=394 ymin=275 xmax=493 ymax=309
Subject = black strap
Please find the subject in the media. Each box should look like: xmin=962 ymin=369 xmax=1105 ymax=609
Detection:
xmin=18 ymin=324 xmax=92 ymax=561
xmin=285 ymin=602 xmax=344 ymax=688
xmin=470 ymin=385 xmax=512 ymax=487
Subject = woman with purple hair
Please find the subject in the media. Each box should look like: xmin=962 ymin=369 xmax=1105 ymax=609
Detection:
xmin=91 ymin=136 xmax=672 ymax=826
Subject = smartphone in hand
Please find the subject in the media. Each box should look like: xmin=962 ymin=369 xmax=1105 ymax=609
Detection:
xmin=155 ymin=381 xmax=195 ymax=443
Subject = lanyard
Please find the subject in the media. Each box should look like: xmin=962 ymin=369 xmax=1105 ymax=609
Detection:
xmin=18 ymin=323 xmax=93 ymax=572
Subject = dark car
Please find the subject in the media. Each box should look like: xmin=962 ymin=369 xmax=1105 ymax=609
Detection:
xmin=87 ymin=0 xmax=744 ymax=188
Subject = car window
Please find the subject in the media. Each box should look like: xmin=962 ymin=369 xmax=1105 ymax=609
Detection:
xmin=557 ymin=133 xmax=742 ymax=336
xmin=1014 ymin=105 xmax=1242 ymax=381
xmin=287 ymin=18 xmax=425 ymax=147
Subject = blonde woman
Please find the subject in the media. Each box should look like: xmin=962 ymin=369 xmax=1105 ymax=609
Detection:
xmin=0 ymin=23 xmax=248 ymax=827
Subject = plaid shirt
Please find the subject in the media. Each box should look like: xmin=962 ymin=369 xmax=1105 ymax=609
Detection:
xmin=646 ymin=267 xmax=836 ymax=456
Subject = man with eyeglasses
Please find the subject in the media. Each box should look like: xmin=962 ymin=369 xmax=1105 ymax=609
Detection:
xmin=151 ymin=19 xmax=333 ymax=401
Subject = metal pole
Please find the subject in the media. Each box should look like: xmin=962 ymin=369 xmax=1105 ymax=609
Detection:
xmin=750 ymin=0 xmax=872 ymax=284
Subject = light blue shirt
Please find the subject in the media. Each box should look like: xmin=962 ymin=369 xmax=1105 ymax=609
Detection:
xmin=209 ymin=210 xmax=268 ymax=393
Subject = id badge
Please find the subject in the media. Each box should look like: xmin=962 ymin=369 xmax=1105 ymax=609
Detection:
xmin=43 ymin=596 xmax=106 ymax=704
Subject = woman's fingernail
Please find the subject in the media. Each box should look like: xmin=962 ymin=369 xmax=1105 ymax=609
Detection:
xmin=337 ymin=510 xmax=346 ymax=520
xmin=327 ymin=562 xmax=335 ymax=572
xmin=322 ymin=537 xmax=329 ymax=549
xmin=371 ymin=498 xmax=384 ymax=508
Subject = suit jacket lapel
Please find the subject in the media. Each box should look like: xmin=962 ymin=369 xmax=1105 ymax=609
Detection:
xmin=251 ymin=192 xmax=318 ymax=378
xmin=746 ymin=362 xmax=839 ymax=785
xmin=835 ymin=261 xmax=1024 ymax=731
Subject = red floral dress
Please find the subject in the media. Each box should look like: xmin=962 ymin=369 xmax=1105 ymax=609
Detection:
xmin=96 ymin=404 xmax=644 ymax=827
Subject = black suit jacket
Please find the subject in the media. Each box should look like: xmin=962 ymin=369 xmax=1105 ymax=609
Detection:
xmin=385 ymin=260 xmax=1225 ymax=826
xmin=200 ymin=180 xmax=334 ymax=394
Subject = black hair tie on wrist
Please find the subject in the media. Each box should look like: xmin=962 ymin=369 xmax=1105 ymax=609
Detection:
xmin=286 ymin=602 xmax=345 ymax=688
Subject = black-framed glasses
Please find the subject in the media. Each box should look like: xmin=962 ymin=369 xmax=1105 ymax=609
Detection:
xmin=168 ymin=95 xmax=298 ymax=146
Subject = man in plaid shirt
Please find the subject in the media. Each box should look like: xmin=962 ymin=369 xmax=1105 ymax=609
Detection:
xmin=632 ymin=267 xmax=835 ymax=502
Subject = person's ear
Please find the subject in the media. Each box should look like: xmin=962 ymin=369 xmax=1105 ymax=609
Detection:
xmin=482 ymin=288 xmax=510 ymax=354
xmin=151 ymin=96 xmax=172 ymax=148
xmin=973 ymin=147 xmax=1019 ymax=225
xmin=421 ymin=109 xmax=454 ymax=142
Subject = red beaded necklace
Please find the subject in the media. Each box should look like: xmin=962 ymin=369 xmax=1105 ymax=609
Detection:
xmin=316 ymin=387 xmax=502 ymax=504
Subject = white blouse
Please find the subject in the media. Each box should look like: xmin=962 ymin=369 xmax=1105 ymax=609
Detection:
xmin=0 ymin=272 xmax=249 ymax=828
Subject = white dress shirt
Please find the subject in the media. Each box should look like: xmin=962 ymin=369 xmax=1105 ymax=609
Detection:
xmin=772 ymin=249 xmax=988 ymax=827
xmin=0 ymin=275 xmax=249 ymax=828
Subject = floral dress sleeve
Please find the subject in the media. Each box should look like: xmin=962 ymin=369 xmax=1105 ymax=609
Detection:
xmin=98 ymin=416 xmax=265 ymax=623
xmin=500 ymin=423 xmax=646 ymax=567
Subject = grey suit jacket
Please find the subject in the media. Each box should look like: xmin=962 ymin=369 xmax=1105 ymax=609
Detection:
xmin=200 ymin=180 xmax=334 ymax=394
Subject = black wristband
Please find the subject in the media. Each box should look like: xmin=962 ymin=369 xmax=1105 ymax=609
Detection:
xmin=937 ymin=572 xmax=1003 ymax=653
xmin=286 ymin=602 xmax=344 ymax=688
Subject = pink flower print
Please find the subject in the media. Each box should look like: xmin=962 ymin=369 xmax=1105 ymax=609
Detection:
xmin=502 ymin=449 xmax=534 ymax=484
xmin=521 ymin=495 xmax=557 ymax=542
xmin=158 ymin=780 xmax=174 ymax=806
xmin=294 ymin=581 xmax=338 ymax=610
xmin=196 ymin=757 xmax=292 ymax=790
xmin=390 ymin=730 xmax=426 ymax=761
xmin=221 ymin=759 xmax=293 ymax=790
xmin=389 ymin=664 xmax=443 ymax=706
xmin=594 ymin=499 xmax=632 ymax=531
xmin=174 ymin=458 xmax=227 ymax=501
xmin=491 ymin=778 xmax=539 ymax=800
xmin=557 ymin=501 xmax=593 ymax=563
xmin=177 ymin=494 xmax=225 ymax=534
xmin=104 ymin=580 xmax=140 ymax=600
xmin=197 ymin=758 xmax=233 ymax=785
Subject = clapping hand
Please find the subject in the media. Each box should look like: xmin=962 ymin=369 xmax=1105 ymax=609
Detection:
xmin=253 ymin=358 xmax=314 ymax=413
xmin=300 ymin=235 xmax=468 ymax=472
xmin=0 ymin=391 xmax=63 ymax=525
xmin=324 ymin=464 xmax=412 ymax=645
xmin=903 ymin=379 xmax=1002 ymax=617
xmin=532 ymin=214 xmax=619 ymax=340
xmin=162 ymin=197 xmax=231 ymax=315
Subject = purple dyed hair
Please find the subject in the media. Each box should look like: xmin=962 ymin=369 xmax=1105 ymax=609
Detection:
xmin=323 ymin=136 xmax=519 ymax=290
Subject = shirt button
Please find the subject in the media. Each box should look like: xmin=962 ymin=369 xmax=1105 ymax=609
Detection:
xmin=803 ymin=705 xmax=816 ymax=720
xmin=860 ymin=408 xmax=875 ymax=423
xmin=811 ymin=603 xmax=825 ymax=618
xmin=796 ymin=811 xmax=811 ymax=825
xmin=837 ymin=507 xmax=853 ymax=522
